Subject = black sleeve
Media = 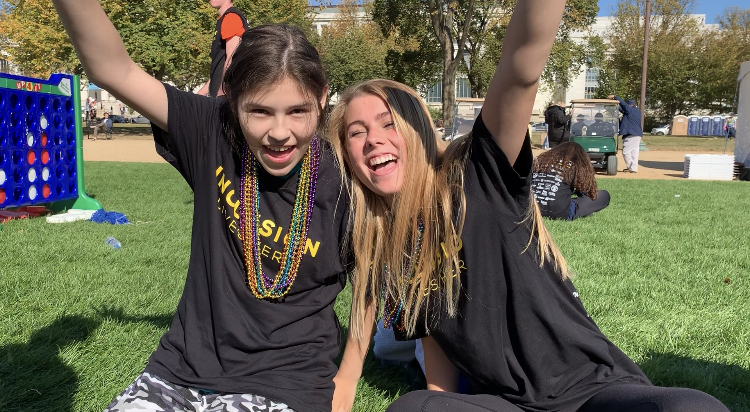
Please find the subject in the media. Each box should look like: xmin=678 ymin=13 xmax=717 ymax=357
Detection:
xmin=464 ymin=112 xmax=533 ymax=215
xmin=152 ymin=83 xmax=225 ymax=189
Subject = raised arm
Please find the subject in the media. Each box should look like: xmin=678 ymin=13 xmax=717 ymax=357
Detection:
xmin=482 ymin=0 xmax=567 ymax=165
xmin=608 ymin=94 xmax=629 ymax=114
xmin=52 ymin=0 xmax=167 ymax=130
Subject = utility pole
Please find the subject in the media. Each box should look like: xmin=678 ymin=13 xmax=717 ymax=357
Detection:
xmin=639 ymin=0 xmax=651 ymax=129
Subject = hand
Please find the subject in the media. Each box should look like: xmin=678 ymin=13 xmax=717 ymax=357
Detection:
xmin=607 ymin=94 xmax=615 ymax=99
xmin=331 ymin=375 xmax=358 ymax=412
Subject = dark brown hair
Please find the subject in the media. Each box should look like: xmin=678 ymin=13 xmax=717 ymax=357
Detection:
xmin=533 ymin=142 xmax=598 ymax=199
xmin=222 ymin=25 xmax=328 ymax=151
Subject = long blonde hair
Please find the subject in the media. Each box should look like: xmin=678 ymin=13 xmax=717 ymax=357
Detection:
xmin=330 ymin=79 xmax=567 ymax=339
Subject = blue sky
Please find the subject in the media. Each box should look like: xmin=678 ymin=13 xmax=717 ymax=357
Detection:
xmin=310 ymin=0 xmax=745 ymax=24
xmin=597 ymin=0 xmax=744 ymax=23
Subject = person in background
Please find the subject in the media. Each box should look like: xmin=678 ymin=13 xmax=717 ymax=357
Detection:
xmin=586 ymin=112 xmax=616 ymax=137
xmin=724 ymin=113 xmax=737 ymax=140
xmin=196 ymin=0 xmax=248 ymax=98
xmin=544 ymin=100 xmax=570 ymax=148
xmin=532 ymin=142 xmax=610 ymax=220
xmin=90 ymin=112 xmax=110 ymax=141
xmin=570 ymin=114 xmax=586 ymax=136
xmin=608 ymin=94 xmax=642 ymax=173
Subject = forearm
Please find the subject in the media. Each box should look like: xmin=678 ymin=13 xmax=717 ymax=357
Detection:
xmin=482 ymin=0 xmax=567 ymax=164
xmin=217 ymin=36 xmax=241 ymax=97
xmin=332 ymin=304 xmax=375 ymax=411
xmin=337 ymin=304 xmax=376 ymax=381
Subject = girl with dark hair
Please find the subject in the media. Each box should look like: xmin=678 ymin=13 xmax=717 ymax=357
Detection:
xmin=329 ymin=1 xmax=729 ymax=411
xmin=532 ymin=142 xmax=610 ymax=220
xmin=52 ymin=2 xmax=361 ymax=411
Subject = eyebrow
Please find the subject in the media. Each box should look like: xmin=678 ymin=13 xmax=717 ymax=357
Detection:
xmin=346 ymin=111 xmax=392 ymax=130
xmin=242 ymin=101 xmax=314 ymax=112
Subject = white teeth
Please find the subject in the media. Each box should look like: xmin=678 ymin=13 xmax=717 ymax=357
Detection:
xmin=266 ymin=146 xmax=292 ymax=152
xmin=369 ymin=154 xmax=396 ymax=167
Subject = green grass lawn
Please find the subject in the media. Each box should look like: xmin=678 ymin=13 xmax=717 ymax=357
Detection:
xmin=1 ymin=162 xmax=748 ymax=411
xmin=530 ymin=132 xmax=735 ymax=152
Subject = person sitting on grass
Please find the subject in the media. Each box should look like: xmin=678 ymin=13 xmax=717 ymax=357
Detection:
xmin=532 ymin=142 xmax=610 ymax=220
xmin=51 ymin=1 xmax=370 ymax=411
xmin=328 ymin=0 xmax=731 ymax=411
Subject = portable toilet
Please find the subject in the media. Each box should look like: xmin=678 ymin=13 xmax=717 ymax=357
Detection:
xmin=700 ymin=116 xmax=711 ymax=136
xmin=672 ymin=115 xmax=688 ymax=136
xmin=712 ymin=116 xmax=724 ymax=136
xmin=688 ymin=116 xmax=700 ymax=135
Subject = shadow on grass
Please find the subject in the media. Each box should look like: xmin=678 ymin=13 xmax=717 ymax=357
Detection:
xmin=640 ymin=352 xmax=750 ymax=411
xmin=0 ymin=309 xmax=171 ymax=412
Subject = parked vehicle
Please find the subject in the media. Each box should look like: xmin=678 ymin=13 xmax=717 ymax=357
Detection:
xmin=531 ymin=122 xmax=547 ymax=132
xmin=651 ymin=124 xmax=670 ymax=135
xmin=109 ymin=114 xmax=130 ymax=123
xmin=130 ymin=115 xmax=150 ymax=124
xmin=568 ymin=99 xmax=620 ymax=176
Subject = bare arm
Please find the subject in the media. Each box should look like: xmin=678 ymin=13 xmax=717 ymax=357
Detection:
xmin=331 ymin=303 xmax=376 ymax=412
xmin=482 ymin=0 xmax=567 ymax=165
xmin=51 ymin=0 xmax=167 ymax=130
xmin=422 ymin=336 xmax=458 ymax=392
xmin=216 ymin=36 xmax=242 ymax=97
xmin=196 ymin=81 xmax=210 ymax=96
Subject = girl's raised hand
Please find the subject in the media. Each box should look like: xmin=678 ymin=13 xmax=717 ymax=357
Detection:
xmin=482 ymin=0 xmax=567 ymax=165
xmin=51 ymin=0 xmax=167 ymax=130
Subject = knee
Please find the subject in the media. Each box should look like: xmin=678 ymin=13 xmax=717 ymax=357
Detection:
xmin=654 ymin=388 xmax=729 ymax=412
xmin=598 ymin=190 xmax=610 ymax=206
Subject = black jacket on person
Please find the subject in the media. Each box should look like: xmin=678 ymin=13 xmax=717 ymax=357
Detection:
xmin=544 ymin=105 xmax=570 ymax=147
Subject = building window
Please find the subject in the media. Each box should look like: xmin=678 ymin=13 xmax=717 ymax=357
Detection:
xmin=584 ymin=67 xmax=600 ymax=99
xmin=426 ymin=81 xmax=442 ymax=103
xmin=457 ymin=77 xmax=471 ymax=98
xmin=426 ymin=77 xmax=471 ymax=103
xmin=0 ymin=59 xmax=8 ymax=74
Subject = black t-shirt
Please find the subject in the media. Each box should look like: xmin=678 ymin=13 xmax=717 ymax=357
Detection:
xmin=146 ymin=84 xmax=349 ymax=412
xmin=532 ymin=168 xmax=573 ymax=220
xmin=405 ymin=114 xmax=650 ymax=411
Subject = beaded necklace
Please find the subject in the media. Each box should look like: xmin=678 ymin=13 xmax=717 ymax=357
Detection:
xmin=383 ymin=216 xmax=425 ymax=329
xmin=239 ymin=137 xmax=321 ymax=299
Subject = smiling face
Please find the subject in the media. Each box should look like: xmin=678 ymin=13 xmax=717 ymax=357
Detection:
xmin=344 ymin=94 xmax=407 ymax=198
xmin=237 ymin=77 xmax=325 ymax=176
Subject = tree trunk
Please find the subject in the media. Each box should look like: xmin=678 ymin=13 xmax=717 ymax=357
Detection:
xmin=442 ymin=44 xmax=457 ymax=132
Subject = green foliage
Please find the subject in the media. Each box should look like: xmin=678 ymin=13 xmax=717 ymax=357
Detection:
xmin=317 ymin=1 xmax=392 ymax=95
xmin=104 ymin=0 xmax=216 ymax=90
xmin=0 ymin=162 xmax=748 ymax=411
xmin=371 ymin=0 xmax=442 ymax=92
xmin=0 ymin=0 xmax=216 ymax=90
xmin=600 ymin=0 xmax=750 ymax=120
xmin=234 ymin=0 xmax=313 ymax=34
xmin=427 ymin=105 xmax=443 ymax=124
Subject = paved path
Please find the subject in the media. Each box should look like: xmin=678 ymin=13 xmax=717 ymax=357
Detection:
xmin=82 ymin=134 xmax=728 ymax=180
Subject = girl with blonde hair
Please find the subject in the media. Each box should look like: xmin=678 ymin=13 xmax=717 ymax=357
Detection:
xmin=329 ymin=0 xmax=729 ymax=411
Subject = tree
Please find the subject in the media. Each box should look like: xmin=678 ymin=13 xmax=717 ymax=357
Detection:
xmin=599 ymin=0 xmax=705 ymax=120
xmin=693 ymin=7 xmax=750 ymax=113
xmin=316 ymin=1 xmax=392 ymax=95
xmin=459 ymin=0 xmax=598 ymax=100
xmin=373 ymin=0 xmax=475 ymax=129
xmin=0 ymin=0 xmax=216 ymax=90
xmin=371 ymin=0 xmax=442 ymax=93
xmin=234 ymin=0 xmax=313 ymax=35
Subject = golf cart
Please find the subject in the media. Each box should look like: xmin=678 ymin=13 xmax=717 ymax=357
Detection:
xmin=569 ymin=99 xmax=620 ymax=176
